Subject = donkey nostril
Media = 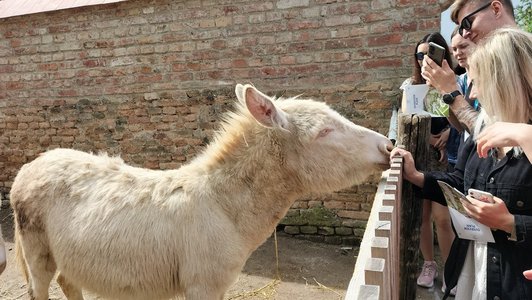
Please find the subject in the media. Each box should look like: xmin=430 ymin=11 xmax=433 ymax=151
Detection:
xmin=380 ymin=142 xmax=393 ymax=155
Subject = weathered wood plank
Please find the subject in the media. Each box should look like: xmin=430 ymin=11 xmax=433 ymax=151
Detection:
xmin=365 ymin=257 xmax=385 ymax=287
xmin=378 ymin=205 xmax=393 ymax=222
xmin=371 ymin=236 xmax=389 ymax=259
xmin=358 ymin=285 xmax=380 ymax=300
xmin=374 ymin=220 xmax=391 ymax=238
xmin=396 ymin=113 xmax=430 ymax=300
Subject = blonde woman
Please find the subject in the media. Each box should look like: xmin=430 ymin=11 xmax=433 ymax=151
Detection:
xmin=391 ymin=28 xmax=532 ymax=299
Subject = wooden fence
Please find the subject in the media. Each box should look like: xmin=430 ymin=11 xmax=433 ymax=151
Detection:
xmin=346 ymin=113 xmax=431 ymax=300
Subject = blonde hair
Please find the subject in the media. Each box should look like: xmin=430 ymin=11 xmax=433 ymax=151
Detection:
xmin=469 ymin=28 xmax=532 ymax=154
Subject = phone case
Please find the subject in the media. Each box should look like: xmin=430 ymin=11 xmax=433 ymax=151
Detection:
xmin=468 ymin=189 xmax=494 ymax=203
xmin=428 ymin=42 xmax=445 ymax=66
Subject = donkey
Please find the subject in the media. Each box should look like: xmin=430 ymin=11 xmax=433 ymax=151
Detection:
xmin=10 ymin=84 xmax=392 ymax=300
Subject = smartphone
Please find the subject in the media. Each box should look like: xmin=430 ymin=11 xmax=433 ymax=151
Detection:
xmin=468 ymin=188 xmax=494 ymax=203
xmin=428 ymin=42 xmax=445 ymax=67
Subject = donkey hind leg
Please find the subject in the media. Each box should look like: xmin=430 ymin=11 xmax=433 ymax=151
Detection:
xmin=57 ymin=272 xmax=84 ymax=300
xmin=20 ymin=233 xmax=57 ymax=300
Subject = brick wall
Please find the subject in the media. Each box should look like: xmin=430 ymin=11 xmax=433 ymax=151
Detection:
xmin=0 ymin=0 xmax=451 ymax=242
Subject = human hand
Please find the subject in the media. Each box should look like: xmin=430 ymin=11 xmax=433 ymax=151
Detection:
xmin=434 ymin=128 xmax=450 ymax=150
xmin=438 ymin=149 xmax=447 ymax=163
xmin=421 ymin=58 xmax=458 ymax=94
xmin=524 ymin=270 xmax=532 ymax=280
xmin=429 ymin=134 xmax=439 ymax=147
xmin=390 ymin=147 xmax=424 ymax=187
xmin=460 ymin=195 xmax=514 ymax=233
xmin=476 ymin=122 xmax=522 ymax=158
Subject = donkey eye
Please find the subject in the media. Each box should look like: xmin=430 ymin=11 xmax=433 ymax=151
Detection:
xmin=317 ymin=128 xmax=333 ymax=138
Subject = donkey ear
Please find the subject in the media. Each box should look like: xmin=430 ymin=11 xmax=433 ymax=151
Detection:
xmin=235 ymin=83 xmax=246 ymax=104
xmin=242 ymin=85 xmax=289 ymax=130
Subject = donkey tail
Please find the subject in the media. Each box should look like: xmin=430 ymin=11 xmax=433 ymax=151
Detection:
xmin=14 ymin=225 xmax=29 ymax=282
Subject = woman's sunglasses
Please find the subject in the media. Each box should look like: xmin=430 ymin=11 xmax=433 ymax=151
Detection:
xmin=459 ymin=2 xmax=492 ymax=36
xmin=415 ymin=52 xmax=426 ymax=61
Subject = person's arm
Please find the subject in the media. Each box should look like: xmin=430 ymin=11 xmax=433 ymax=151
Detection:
xmin=390 ymin=146 xmax=464 ymax=207
xmin=461 ymin=198 xmax=532 ymax=248
xmin=463 ymin=198 xmax=532 ymax=249
xmin=422 ymin=135 xmax=475 ymax=205
xmin=461 ymin=195 xmax=515 ymax=233
xmin=447 ymin=109 xmax=465 ymax=133
xmin=477 ymin=122 xmax=532 ymax=163
xmin=513 ymin=215 xmax=532 ymax=244
xmin=421 ymin=58 xmax=479 ymax=133
xmin=447 ymin=94 xmax=479 ymax=134
xmin=390 ymin=147 xmax=425 ymax=187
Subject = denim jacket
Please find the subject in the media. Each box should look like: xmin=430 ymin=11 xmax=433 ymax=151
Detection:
xmin=421 ymin=136 xmax=532 ymax=299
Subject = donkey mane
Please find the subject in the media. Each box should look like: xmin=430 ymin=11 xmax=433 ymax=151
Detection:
xmin=198 ymin=94 xmax=294 ymax=172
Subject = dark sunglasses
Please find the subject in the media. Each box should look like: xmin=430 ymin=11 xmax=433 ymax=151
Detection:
xmin=459 ymin=2 xmax=492 ymax=36
xmin=415 ymin=52 xmax=427 ymax=60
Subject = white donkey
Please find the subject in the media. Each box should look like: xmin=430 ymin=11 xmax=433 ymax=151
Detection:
xmin=10 ymin=84 xmax=392 ymax=300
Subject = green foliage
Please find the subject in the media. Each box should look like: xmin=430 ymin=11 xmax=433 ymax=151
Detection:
xmin=280 ymin=206 xmax=343 ymax=226
xmin=516 ymin=0 xmax=532 ymax=33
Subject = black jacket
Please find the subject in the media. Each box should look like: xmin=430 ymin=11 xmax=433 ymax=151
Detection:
xmin=421 ymin=136 xmax=532 ymax=299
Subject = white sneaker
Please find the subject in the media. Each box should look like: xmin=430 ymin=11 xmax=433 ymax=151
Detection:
xmin=417 ymin=261 xmax=438 ymax=288
xmin=442 ymin=282 xmax=457 ymax=296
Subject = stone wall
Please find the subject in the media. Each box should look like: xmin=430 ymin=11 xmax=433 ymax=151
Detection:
xmin=0 ymin=0 xmax=450 ymax=243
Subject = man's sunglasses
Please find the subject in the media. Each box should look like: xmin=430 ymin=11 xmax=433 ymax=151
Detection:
xmin=459 ymin=2 xmax=492 ymax=36
xmin=415 ymin=52 xmax=426 ymax=60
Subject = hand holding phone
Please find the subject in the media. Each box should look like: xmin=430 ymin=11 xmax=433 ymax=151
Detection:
xmin=468 ymin=188 xmax=494 ymax=203
xmin=428 ymin=42 xmax=445 ymax=67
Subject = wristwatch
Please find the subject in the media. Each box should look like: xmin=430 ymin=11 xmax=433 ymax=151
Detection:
xmin=442 ymin=90 xmax=462 ymax=105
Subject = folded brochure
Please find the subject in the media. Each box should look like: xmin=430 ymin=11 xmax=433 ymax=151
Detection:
xmin=437 ymin=180 xmax=494 ymax=243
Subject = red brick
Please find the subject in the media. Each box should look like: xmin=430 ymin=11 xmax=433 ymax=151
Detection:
xmin=83 ymin=59 xmax=105 ymax=68
xmin=367 ymin=33 xmax=403 ymax=47
xmin=0 ymin=0 xmax=439 ymax=227
xmin=231 ymin=59 xmax=248 ymax=68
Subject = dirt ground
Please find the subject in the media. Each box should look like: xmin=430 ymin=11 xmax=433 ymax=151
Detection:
xmin=0 ymin=207 xmax=355 ymax=300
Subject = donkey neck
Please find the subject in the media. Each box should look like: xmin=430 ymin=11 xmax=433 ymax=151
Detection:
xmin=192 ymin=129 xmax=305 ymax=246
xmin=212 ymin=163 xmax=302 ymax=246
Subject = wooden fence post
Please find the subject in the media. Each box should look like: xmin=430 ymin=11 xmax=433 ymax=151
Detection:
xmin=396 ymin=113 xmax=430 ymax=300
xmin=345 ymin=112 xmax=430 ymax=300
